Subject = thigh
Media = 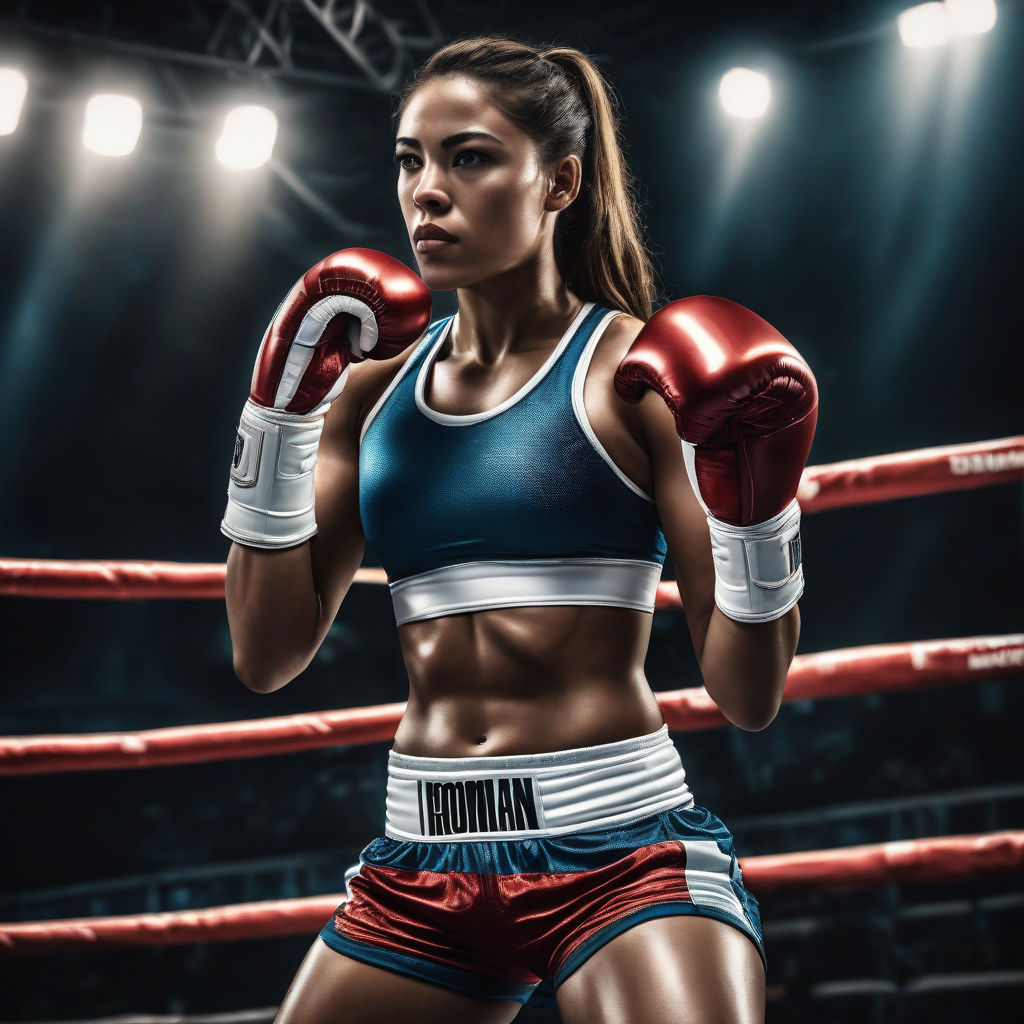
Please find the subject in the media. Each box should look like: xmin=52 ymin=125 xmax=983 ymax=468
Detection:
xmin=555 ymin=916 xmax=765 ymax=1024
xmin=275 ymin=937 xmax=523 ymax=1024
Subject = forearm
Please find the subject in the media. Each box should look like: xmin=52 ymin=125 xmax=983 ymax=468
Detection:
xmin=225 ymin=541 xmax=322 ymax=693
xmin=698 ymin=603 xmax=800 ymax=731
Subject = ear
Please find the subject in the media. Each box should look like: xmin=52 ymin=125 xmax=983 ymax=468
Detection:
xmin=545 ymin=154 xmax=582 ymax=212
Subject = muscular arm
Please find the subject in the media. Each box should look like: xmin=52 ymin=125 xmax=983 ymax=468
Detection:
xmin=221 ymin=247 xmax=431 ymax=694
xmin=639 ymin=386 xmax=799 ymax=729
xmin=593 ymin=308 xmax=800 ymax=731
xmin=225 ymin=384 xmax=367 ymax=693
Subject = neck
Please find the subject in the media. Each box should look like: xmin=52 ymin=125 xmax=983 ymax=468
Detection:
xmin=452 ymin=255 xmax=583 ymax=367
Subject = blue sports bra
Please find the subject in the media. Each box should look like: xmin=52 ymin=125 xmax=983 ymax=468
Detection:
xmin=358 ymin=301 xmax=668 ymax=625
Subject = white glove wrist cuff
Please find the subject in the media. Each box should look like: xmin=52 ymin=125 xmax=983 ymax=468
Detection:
xmin=706 ymin=498 xmax=804 ymax=623
xmin=220 ymin=399 xmax=325 ymax=550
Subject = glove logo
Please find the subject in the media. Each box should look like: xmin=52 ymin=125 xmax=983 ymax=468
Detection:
xmin=232 ymin=431 xmax=244 ymax=469
xmin=788 ymin=534 xmax=802 ymax=572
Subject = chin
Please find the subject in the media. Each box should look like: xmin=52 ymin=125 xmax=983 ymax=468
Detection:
xmin=414 ymin=262 xmax=472 ymax=292
xmin=416 ymin=271 xmax=458 ymax=292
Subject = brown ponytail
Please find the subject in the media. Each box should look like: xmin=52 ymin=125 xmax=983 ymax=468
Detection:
xmin=394 ymin=35 xmax=659 ymax=321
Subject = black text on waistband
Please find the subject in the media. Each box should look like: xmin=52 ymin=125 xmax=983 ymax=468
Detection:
xmin=417 ymin=776 xmax=540 ymax=836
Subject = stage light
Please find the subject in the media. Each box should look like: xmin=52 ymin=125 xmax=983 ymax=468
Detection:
xmin=82 ymin=94 xmax=142 ymax=156
xmin=946 ymin=0 xmax=998 ymax=37
xmin=899 ymin=3 xmax=949 ymax=47
xmin=0 ymin=68 xmax=28 ymax=136
xmin=215 ymin=105 xmax=277 ymax=170
xmin=898 ymin=1 xmax=997 ymax=48
xmin=719 ymin=68 xmax=771 ymax=119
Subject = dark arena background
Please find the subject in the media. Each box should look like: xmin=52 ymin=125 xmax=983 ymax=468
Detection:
xmin=1 ymin=0 xmax=1022 ymax=1021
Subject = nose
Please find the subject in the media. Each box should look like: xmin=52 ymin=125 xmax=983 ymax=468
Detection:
xmin=412 ymin=163 xmax=451 ymax=213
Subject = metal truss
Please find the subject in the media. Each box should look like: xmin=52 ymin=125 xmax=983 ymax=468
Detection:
xmin=0 ymin=0 xmax=446 ymax=239
xmin=1 ymin=0 xmax=445 ymax=92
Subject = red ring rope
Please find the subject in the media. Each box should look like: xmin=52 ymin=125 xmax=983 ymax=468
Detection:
xmin=1 ymin=436 xmax=1019 ymax=602
xmin=0 ymin=634 xmax=1018 ymax=775
xmin=2 ymin=831 xmax=1020 ymax=955
xmin=0 ymin=436 xmax=1018 ymax=986
xmin=797 ymin=435 xmax=1024 ymax=513
xmin=0 ymin=562 xmax=387 ymax=601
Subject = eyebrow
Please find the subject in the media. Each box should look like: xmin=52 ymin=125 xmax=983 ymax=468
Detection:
xmin=394 ymin=131 xmax=504 ymax=151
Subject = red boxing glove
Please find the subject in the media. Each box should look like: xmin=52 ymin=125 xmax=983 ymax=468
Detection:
xmin=222 ymin=248 xmax=431 ymax=549
xmin=251 ymin=247 xmax=433 ymax=415
xmin=614 ymin=296 xmax=818 ymax=621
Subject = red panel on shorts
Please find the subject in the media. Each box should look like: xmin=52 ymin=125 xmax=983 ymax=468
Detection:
xmin=334 ymin=864 xmax=540 ymax=985
xmin=500 ymin=840 xmax=693 ymax=975
xmin=331 ymin=840 xmax=693 ymax=984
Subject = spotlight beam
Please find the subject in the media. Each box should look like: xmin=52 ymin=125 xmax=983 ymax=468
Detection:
xmin=268 ymin=157 xmax=373 ymax=240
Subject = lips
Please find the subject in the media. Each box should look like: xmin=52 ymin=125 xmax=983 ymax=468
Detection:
xmin=416 ymin=238 xmax=454 ymax=253
xmin=414 ymin=223 xmax=458 ymax=242
xmin=414 ymin=224 xmax=458 ymax=255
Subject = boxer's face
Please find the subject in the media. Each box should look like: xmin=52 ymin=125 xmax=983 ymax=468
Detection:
xmin=395 ymin=75 xmax=566 ymax=291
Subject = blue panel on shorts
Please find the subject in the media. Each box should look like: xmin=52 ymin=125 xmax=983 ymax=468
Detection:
xmin=364 ymin=804 xmax=737 ymax=875
xmin=319 ymin=927 xmax=538 ymax=1004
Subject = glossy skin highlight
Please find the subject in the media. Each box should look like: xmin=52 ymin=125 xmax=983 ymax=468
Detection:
xmin=395 ymin=76 xmax=568 ymax=296
xmin=382 ymin=76 xmax=670 ymax=756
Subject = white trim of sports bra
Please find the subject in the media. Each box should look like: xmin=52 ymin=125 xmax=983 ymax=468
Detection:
xmin=358 ymin=301 xmax=663 ymax=625
xmin=362 ymin=301 xmax=654 ymax=502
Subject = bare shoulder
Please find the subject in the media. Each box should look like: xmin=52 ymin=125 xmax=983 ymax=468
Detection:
xmin=598 ymin=311 xmax=645 ymax=355
xmin=588 ymin=311 xmax=677 ymax=447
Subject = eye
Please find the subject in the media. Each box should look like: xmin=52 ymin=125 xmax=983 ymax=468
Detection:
xmin=454 ymin=149 xmax=488 ymax=167
xmin=393 ymin=150 xmax=490 ymax=171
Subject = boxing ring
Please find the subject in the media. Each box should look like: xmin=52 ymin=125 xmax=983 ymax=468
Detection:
xmin=2 ymin=435 xmax=1022 ymax=1002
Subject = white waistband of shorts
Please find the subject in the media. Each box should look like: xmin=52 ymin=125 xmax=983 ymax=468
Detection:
xmin=389 ymin=558 xmax=663 ymax=626
xmin=384 ymin=724 xmax=693 ymax=842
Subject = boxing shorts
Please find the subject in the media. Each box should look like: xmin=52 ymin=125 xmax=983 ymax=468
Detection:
xmin=319 ymin=724 xmax=764 ymax=1007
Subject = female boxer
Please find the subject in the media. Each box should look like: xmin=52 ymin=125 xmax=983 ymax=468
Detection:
xmin=223 ymin=34 xmax=815 ymax=1024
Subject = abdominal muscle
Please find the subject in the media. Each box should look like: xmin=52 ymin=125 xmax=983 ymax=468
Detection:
xmin=390 ymin=603 xmax=665 ymax=757
xmin=359 ymin=308 xmax=663 ymax=758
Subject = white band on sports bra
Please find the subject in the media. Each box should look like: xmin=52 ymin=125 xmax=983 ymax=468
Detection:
xmin=388 ymin=557 xmax=663 ymax=626
xmin=384 ymin=724 xmax=693 ymax=842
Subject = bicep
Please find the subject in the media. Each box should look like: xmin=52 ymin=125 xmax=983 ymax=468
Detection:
xmin=307 ymin=402 xmax=367 ymax=647
xmin=640 ymin=390 xmax=717 ymax=663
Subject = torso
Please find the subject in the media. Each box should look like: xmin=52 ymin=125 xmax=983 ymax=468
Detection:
xmin=343 ymin=305 xmax=664 ymax=757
